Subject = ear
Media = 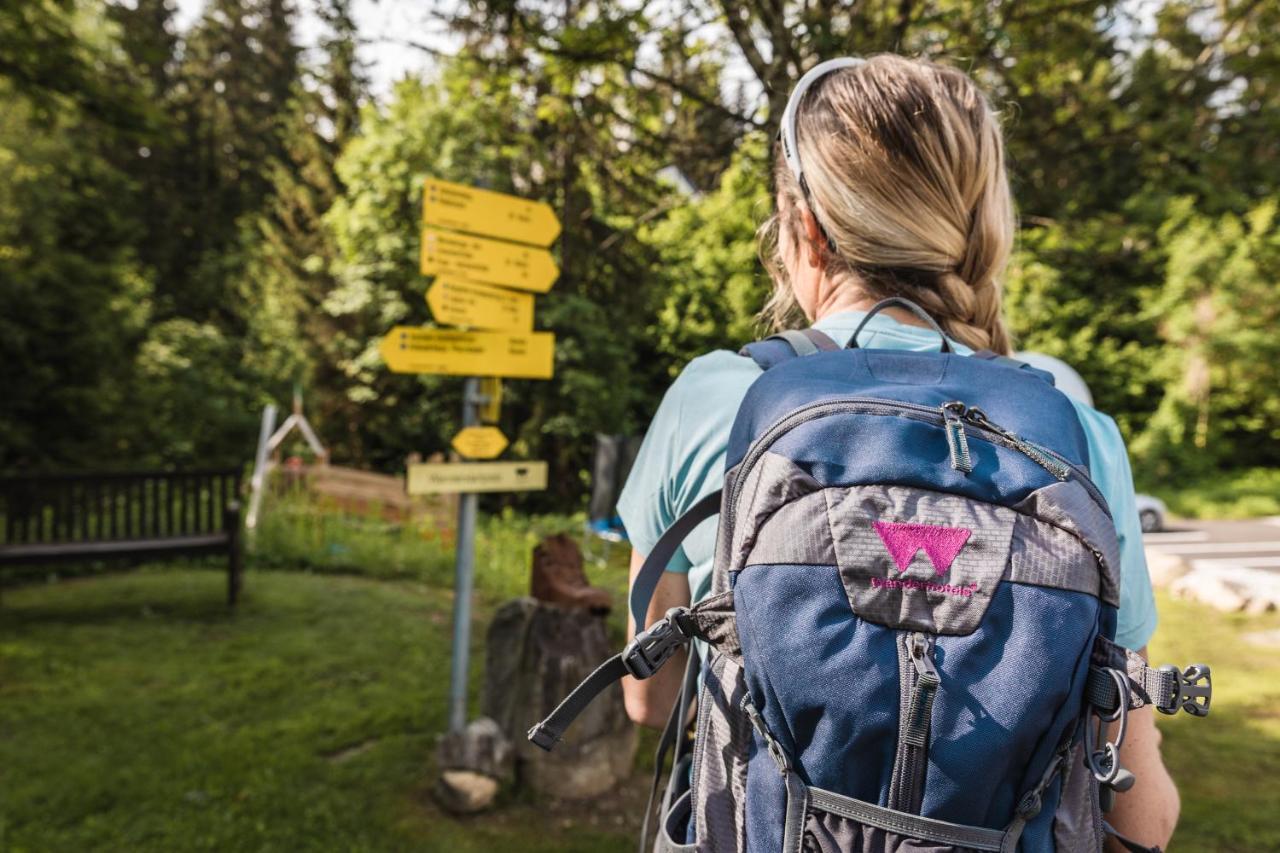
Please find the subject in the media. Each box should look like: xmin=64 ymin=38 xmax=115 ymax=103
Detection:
xmin=799 ymin=207 xmax=825 ymax=269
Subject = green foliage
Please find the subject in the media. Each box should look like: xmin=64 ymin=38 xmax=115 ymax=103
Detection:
xmin=2 ymin=0 xmax=1278 ymax=505
xmin=641 ymin=136 xmax=774 ymax=371
xmin=1139 ymin=466 xmax=1280 ymax=520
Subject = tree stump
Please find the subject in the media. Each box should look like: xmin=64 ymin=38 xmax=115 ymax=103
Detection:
xmin=484 ymin=597 xmax=637 ymax=799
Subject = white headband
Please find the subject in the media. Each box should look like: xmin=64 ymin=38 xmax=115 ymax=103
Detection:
xmin=779 ymin=57 xmax=866 ymax=187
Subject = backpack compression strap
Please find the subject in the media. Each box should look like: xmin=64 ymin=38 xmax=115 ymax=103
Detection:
xmin=527 ymin=490 xmax=721 ymax=751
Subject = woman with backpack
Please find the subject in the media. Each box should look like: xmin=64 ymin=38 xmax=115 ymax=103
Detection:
xmin=615 ymin=56 xmax=1181 ymax=851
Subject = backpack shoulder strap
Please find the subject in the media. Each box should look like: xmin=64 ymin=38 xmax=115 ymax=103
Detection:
xmin=527 ymin=490 xmax=721 ymax=752
xmin=740 ymin=328 xmax=839 ymax=371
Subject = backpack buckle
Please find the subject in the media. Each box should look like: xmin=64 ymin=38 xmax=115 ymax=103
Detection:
xmin=622 ymin=607 xmax=693 ymax=679
xmin=1158 ymin=663 xmax=1212 ymax=717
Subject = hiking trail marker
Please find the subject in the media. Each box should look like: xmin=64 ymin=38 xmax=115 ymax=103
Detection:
xmin=450 ymin=425 xmax=509 ymax=460
xmin=407 ymin=460 xmax=547 ymax=495
xmin=427 ymin=277 xmax=534 ymax=332
xmin=379 ymin=327 xmax=554 ymax=379
xmin=384 ymin=179 xmax=561 ymax=735
xmin=421 ymin=229 xmax=558 ymax=293
xmin=423 ymin=178 xmax=561 ymax=246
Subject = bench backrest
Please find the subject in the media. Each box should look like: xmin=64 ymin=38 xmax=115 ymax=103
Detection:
xmin=0 ymin=470 xmax=242 ymax=547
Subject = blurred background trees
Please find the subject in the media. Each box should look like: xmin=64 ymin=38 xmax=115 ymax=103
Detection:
xmin=1 ymin=0 xmax=1276 ymax=502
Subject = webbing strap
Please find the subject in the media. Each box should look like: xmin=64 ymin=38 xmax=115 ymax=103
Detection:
xmin=629 ymin=489 xmax=722 ymax=633
xmin=1087 ymin=662 xmax=1179 ymax=714
xmin=739 ymin=327 xmax=839 ymax=371
xmin=807 ymin=787 xmax=1006 ymax=851
xmin=527 ymin=653 xmax=631 ymax=751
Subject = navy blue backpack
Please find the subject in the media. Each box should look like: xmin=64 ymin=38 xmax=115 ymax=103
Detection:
xmin=530 ymin=299 xmax=1210 ymax=853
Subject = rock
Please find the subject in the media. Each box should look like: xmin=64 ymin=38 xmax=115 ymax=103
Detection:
xmin=436 ymin=769 xmax=500 ymax=814
xmin=437 ymin=717 xmax=513 ymax=783
xmin=1144 ymin=548 xmax=1190 ymax=588
xmin=484 ymin=597 xmax=637 ymax=799
xmin=530 ymin=534 xmax=612 ymax=613
xmin=1171 ymin=570 xmax=1248 ymax=612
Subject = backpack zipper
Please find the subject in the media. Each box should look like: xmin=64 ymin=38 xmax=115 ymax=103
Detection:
xmin=892 ymin=631 xmax=940 ymax=813
xmin=728 ymin=397 xmax=1106 ymax=532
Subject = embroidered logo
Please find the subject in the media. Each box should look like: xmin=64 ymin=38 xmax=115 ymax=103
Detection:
xmin=872 ymin=521 xmax=972 ymax=576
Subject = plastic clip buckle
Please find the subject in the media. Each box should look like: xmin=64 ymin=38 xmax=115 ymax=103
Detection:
xmin=622 ymin=607 xmax=691 ymax=680
xmin=1159 ymin=663 xmax=1212 ymax=717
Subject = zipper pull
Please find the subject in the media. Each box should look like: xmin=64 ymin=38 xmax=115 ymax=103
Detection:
xmin=904 ymin=633 xmax=940 ymax=748
xmin=941 ymin=402 xmax=973 ymax=473
xmin=964 ymin=407 xmax=1070 ymax=481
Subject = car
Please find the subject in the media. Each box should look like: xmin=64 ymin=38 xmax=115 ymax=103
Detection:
xmin=1136 ymin=493 xmax=1167 ymax=533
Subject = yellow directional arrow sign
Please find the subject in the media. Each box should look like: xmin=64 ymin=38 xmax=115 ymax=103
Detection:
xmin=451 ymin=426 xmax=508 ymax=460
xmin=423 ymin=178 xmax=561 ymax=247
xmin=379 ymin=326 xmax=555 ymax=379
xmin=421 ymin=229 xmax=558 ymax=293
xmin=426 ymin=278 xmax=534 ymax=332
xmin=407 ymin=461 xmax=548 ymax=495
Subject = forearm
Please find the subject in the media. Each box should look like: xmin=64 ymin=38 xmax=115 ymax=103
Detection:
xmin=1105 ymin=648 xmax=1180 ymax=850
xmin=622 ymin=548 xmax=691 ymax=729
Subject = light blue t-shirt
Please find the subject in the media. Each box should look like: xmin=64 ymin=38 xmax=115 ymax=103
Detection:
xmin=616 ymin=310 xmax=1158 ymax=651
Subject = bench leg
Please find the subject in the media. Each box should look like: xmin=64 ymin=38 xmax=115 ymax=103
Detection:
xmin=225 ymin=502 xmax=243 ymax=607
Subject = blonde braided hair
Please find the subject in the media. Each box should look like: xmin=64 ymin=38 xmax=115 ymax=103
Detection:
xmin=759 ymin=54 xmax=1015 ymax=354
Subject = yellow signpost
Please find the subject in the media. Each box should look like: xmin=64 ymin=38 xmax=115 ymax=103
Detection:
xmin=399 ymin=179 xmax=562 ymax=736
xmin=477 ymin=377 xmax=502 ymax=424
xmin=420 ymin=229 xmax=559 ymax=293
xmin=423 ymin=178 xmax=561 ymax=247
xmin=426 ymin=278 xmax=534 ymax=332
xmin=407 ymin=461 xmax=548 ymax=495
xmin=379 ymin=327 xmax=555 ymax=379
xmin=450 ymin=426 xmax=508 ymax=460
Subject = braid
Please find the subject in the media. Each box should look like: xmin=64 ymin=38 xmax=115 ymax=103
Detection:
xmin=760 ymin=56 xmax=1017 ymax=354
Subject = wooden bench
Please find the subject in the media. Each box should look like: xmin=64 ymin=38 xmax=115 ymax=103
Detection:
xmin=0 ymin=470 xmax=244 ymax=605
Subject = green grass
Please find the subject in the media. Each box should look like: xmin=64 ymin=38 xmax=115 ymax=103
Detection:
xmin=1141 ymin=467 xmax=1280 ymax=520
xmin=0 ymin=568 xmax=638 ymax=852
xmin=1151 ymin=590 xmax=1280 ymax=851
xmin=3 ymin=503 xmax=1278 ymax=851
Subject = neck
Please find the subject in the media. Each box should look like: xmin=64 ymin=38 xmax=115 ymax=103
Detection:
xmin=810 ymin=277 xmax=930 ymax=329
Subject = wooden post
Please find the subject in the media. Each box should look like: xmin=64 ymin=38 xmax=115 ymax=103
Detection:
xmin=225 ymin=501 xmax=243 ymax=607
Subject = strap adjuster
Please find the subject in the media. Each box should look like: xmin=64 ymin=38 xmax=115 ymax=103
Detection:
xmin=622 ymin=607 xmax=693 ymax=679
xmin=1157 ymin=663 xmax=1212 ymax=717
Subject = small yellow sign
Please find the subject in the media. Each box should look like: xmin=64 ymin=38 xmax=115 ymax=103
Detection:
xmin=451 ymin=426 xmax=508 ymax=460
xmin=423 ymin=178 xmax=561 ymax=247
xmin=407 ymin=461 xmax=548 ymax=495
xmin=427 ymin=278 xmax=534 ymax=332
xmin=380 ymin=327 xmax=555 ymax=379
xmin=421 ymin=229 xmax=558 ymax=293
xmin=477 ymin=377 xmax=503 ymax=424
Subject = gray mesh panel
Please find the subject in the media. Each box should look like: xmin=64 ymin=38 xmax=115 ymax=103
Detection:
xmin=1013 ymin=480 xmax=1120 ymax=606
xmin=1008 ymin=513 xmax=1102 ymax=599
xmin=728 ymin=452 xmax=824 ymax=572
xmin=825 ymin=485 xmax=1016 ymax=636
xmin=1052 ymin=738 xmax=1103 ymax=850
xmin=745 ymin=491 xmax=835 ymax=566
xmin=693 ymin=652 xmax=750 ymax=853
xmin=713 ymin=464 xmax=742 ymax=596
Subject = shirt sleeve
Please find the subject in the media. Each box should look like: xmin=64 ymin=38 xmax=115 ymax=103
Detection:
xmin=1073 ymin=403 xmax=1159 ymax=650
xmin=616 ymin=370 xmax=694 ymax=573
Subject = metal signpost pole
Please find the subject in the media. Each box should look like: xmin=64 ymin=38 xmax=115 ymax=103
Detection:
xmin=447 ymin=377 xmax=480 ymax=734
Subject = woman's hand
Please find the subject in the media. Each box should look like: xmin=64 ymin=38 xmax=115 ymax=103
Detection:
xmin=622 ymin=547 xmax=692 ymax=729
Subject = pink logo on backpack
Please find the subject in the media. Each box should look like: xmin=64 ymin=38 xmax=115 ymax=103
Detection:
xmin=872 ymin=521 xmax=972 ymax=575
